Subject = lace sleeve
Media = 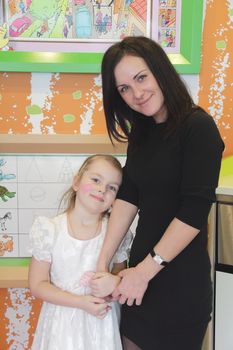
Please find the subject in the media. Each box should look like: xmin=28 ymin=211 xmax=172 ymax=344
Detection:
xmin=28 ymin=216 xmax=55 ymax=262
xmin=112 ymin=230 xmax=134 ymax=264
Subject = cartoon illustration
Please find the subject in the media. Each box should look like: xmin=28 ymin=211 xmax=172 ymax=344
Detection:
xmin=0 ymin=23 xmax=13 ymax=51
xmin=0 ymin=159 xmax=16 ymax=181
xmin=0 ymin=186 xmax=16 ymax=202
xmin=0 ymin=212 xmax=12 ymax=231
xmin=0 ymin=234 xmax=14 ymax=256
xmin=158 ymin=3 xmax=178 ymax=50
xmin=75 ymin=5 xmax=92 ymax=38
xmin=9 ymin=16 xmax=32 ymax=37
xmin=3 ymin=0 xmax=148 ymax=41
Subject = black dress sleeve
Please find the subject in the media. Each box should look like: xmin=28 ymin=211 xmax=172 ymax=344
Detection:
xmin=117 ymin=164 xmax=139 ymax=207
xmin=176 ymin=111 xmax=224 ymax=229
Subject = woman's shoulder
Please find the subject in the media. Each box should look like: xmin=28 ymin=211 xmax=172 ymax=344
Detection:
xmin=180 ymin=108 xmax=224 ymax=149
xmin=181 ymin=108 xmax=221 ymax=137
xmin=184 ymin=108 xmax=215 ymax=127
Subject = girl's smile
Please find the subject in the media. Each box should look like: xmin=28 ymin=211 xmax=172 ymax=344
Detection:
xmin=74 ymin=159 xmax=122 ymax=215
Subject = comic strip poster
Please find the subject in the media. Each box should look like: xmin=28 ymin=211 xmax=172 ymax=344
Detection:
xmin=157 ymin=0 xmax=181 ymax=52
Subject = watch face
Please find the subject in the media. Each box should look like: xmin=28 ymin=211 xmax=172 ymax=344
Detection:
xmin=154 ymin=254 xmax=163 ymax=265
xmin=150 ymin=250 xmax=168 ymax=266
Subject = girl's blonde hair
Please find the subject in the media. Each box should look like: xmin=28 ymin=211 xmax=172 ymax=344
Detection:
xmin=59 ymin=154 xmax=122 ymax=214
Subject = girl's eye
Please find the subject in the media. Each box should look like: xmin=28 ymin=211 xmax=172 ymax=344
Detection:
xmin=92 ymin=177 xmax=100 ymax=184
xmin=108 ymin=185 xmax=117 ymax=193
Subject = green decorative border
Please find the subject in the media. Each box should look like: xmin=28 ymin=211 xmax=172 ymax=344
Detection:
xmin=0 ymin=0 xmax=203 ymax=74
xmin=0 ymin=257 xmax=30 ymax=266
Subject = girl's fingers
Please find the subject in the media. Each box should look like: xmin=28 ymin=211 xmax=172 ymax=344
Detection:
xmin=97 ymin=304 xmax=110 ymax=319
xmin=93 ymin=297 xmax=106 ymax=304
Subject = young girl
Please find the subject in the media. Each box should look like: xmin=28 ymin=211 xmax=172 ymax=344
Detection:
xmin=28 ymin=154 xmax=132 ymax=350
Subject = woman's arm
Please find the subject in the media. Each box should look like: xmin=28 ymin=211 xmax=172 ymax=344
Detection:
xmin=29 ymin=257 xmax=108 ymax=318
xmin=96 ymin=199 xmax=138 ymax=272
xmin=113 ymin=218 xmax=199 ymax=306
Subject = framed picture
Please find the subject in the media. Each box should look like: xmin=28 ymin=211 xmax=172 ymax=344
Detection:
xmin=152 ymin=0 xmax=204 ymax=73
xmin=0 ymin=0 xmax=203 ymax=73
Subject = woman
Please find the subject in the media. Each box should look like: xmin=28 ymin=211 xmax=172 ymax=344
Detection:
xmin=92 ymin=36 xmax=224 ymax=350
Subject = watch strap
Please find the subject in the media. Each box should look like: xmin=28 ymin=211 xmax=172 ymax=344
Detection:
xmin=150 ymin=249 xmax=169 ymax=267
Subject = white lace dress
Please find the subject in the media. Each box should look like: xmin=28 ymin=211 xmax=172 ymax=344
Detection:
xmin=29 ymin=213 xmax=132 ymax=350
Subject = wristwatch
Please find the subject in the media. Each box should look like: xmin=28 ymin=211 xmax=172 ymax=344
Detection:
xmin=150 ymin=249 xmax=169 ymax=267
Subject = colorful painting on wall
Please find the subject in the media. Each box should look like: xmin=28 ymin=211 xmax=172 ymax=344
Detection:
xmin=2 ymin=0 xmax=150 ymax=41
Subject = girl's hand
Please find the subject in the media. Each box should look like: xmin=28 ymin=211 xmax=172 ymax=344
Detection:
xmin=90 ymin=272 xmax=121 ymax=298
xmin=112 ymin=267 xmax=149 ymax=306
xmin=80 ymin=295 xmax=110 ymax=319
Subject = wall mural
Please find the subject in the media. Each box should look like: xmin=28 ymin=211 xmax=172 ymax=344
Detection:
xmin=3 ymin=0 xmax=149 ymax=41
xmin=0 ymin=72 xmax=107 ymax=135
xmin=198 ymin=0 xmax=233 ymax=157
xmin=0 ymin=1 xmax=233 ymax=348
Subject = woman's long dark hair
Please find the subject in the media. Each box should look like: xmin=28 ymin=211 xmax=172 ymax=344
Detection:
xmin=101 ymin=36 xmax=201 ymax=145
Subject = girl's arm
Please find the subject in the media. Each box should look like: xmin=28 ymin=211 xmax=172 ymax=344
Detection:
xmin=91 ymin=261 xmax=126 ymax=298
xmin=29 ymin=257 xmax=108 ymax=318
xmin=96 ymin=199 xmax=137 ymax=272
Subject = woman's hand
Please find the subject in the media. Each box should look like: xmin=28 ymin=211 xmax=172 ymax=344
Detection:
xmin=90 ymin=272 xmax=121 ymax=298
xmin=112 ymin=267 xmax=149 ymax=306
xmin=80 ymin=295 xmax=111 ymax=319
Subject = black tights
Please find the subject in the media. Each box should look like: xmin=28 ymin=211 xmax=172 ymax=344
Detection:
xmin=122 ymin=336 xmax=142 ymax=350
xmin=122 ymin=321 xmax=208 ymax=350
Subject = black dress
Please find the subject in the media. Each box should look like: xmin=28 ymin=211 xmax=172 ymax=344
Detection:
xmin=117 ymin=110 xmax=224 ymax=350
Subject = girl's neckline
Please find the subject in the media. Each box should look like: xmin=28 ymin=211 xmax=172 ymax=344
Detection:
xmin=66 ymin=213 xmax=103 ymax=242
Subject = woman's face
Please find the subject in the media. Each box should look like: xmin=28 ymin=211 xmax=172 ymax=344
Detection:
xmin=114 ymin=55 xmax=167 ymax=123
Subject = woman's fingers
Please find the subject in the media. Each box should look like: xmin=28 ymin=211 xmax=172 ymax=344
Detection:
xmin=126 ymin=297 xmax=135 ymax=306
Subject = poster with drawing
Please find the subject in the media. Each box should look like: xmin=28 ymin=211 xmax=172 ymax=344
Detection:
xmin=0 ymin=155 xmax=125 ymax=258
xmin=2 ymin=0 xmax=150 ymax=42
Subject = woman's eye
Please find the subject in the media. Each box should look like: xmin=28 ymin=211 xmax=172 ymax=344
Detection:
xmin=138 ymin=75 xmax=146 ymax=82
xmin=119 ymin=86 xmax=128 ymax=94
xmin=92 ymin=177 xmax=100 ymax=184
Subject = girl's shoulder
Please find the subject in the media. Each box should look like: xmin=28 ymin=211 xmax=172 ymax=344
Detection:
xmin=31 ymin=214 xmax=65 ymax=229
xmin=29 ymin=213 xmax=67 ymax=241
xmin=28 ymin=215 xmax=61 ymax=261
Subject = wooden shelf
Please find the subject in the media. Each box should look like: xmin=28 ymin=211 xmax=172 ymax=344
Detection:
xmin=0 ymin=134 xmax=127 ymax=154
xmin=0 ymin=266 xmax=29 ymax=288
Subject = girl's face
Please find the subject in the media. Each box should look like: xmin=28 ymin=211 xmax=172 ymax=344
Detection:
xmin=73 ymin=159 xmax=122 ymax=215
xmin=114 ymin=55 xmax=167 ymax=123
